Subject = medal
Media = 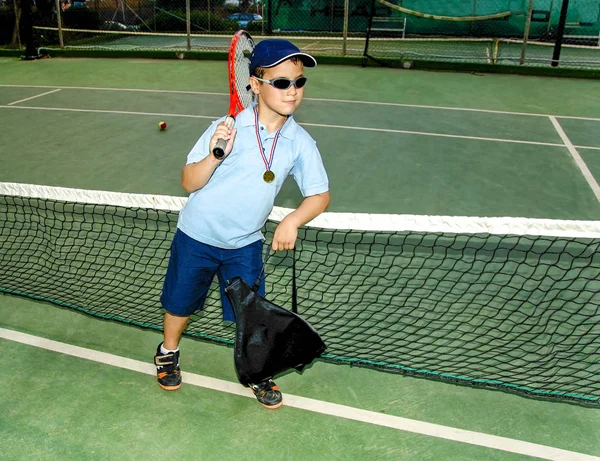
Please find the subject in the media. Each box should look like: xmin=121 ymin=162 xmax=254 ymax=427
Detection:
xmin=254 ymin=108 xmax=286 ymax=184
xmin=263 ymin=171 xmax=275 ymax=183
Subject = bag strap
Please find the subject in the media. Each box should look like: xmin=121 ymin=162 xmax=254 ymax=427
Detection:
xmin=253 ymin=246 xmax=298 ymax=314
xmin=291 ymin=247 xmax=297 ymax=314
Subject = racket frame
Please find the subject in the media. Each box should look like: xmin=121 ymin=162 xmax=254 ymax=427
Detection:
xmin=212 ymin=30 xmax=254 ymax=159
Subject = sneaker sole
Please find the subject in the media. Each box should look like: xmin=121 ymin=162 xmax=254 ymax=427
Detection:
xmin=260 ymin=400 xmax=283 ymax=410
xmin=158 ymin=382 xmax=182 ymax=391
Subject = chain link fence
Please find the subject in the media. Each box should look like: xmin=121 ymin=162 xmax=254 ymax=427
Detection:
xmin=1 ymin=0 xmax=599 ymax=68
xmin=363 ymin=0 xmax=600 ymax=68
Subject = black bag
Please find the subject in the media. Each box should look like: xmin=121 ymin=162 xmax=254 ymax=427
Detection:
xmin=225 ymin=251 xmax=326 ymax=386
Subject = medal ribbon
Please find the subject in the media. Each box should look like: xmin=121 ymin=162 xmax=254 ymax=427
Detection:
xmin=254 ymin=107 xmax=286 ymax=173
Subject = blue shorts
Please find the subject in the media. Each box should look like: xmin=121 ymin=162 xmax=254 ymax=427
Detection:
xmin=160 ymin=229 xmax=265 ymax=322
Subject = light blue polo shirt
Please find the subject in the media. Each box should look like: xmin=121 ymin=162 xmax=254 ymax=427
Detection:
xmin=177 ymin=106 xmax=329 ymax=249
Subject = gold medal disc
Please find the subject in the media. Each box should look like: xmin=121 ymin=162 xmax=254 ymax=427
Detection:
xmin=263 ymin=170 xmax=275 ymax=183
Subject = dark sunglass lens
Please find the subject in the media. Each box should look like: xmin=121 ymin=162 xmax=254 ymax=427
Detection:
xmin=270 ymin=77 xmax=308 ymax=89
xmin=272 ymin=79 xmax=292 ymax=89
xmin=295 ymin=77 xmax=307 ymax=88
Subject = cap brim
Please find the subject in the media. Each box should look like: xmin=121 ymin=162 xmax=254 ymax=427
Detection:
xmin=262 ymin=52 xmax=317 ymax=69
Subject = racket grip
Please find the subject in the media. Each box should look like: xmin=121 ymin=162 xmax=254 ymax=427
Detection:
xmin=212 ymin=116 xmax=236 ymax=159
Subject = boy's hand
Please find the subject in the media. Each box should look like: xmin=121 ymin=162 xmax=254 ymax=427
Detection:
xmin=272 ymin=218 xmax=298 ymax=251
xmin=210 ymin=123 xmax=237 ymax=159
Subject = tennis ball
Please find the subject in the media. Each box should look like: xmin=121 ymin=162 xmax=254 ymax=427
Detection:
xmin=158 ymin=121 xmax=167 ymax=131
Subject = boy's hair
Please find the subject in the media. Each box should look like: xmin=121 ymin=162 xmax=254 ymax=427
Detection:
xmin=253 ymin=57 xmax=301 ymax=79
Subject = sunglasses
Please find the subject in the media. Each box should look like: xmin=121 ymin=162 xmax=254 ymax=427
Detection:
xmin=253 ymin=76 xmax=308 ymax=90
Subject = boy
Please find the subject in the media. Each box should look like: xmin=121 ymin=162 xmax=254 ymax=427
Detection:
xmin=154 ymin=39 xmax=330 ymax=409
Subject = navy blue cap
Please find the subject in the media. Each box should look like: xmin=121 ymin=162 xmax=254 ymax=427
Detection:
xmin=249 ymin=39 xmax=317 ymax=76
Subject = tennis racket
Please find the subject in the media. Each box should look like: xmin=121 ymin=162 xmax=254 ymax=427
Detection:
xmin=212 ymin=30 xmax=255 ymax=159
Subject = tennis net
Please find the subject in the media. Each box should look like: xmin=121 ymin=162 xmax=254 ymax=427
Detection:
xmin=1 ymin=182 xmax=599 ymax=405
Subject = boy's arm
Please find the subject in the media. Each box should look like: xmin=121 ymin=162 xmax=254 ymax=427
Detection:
xmin=181 ymin=154 xmax=222 ymax=193
xmin=181 ymin=124 xmax=237 ymax=193
xmin=272 ymin=191 xmax=331 ymax=251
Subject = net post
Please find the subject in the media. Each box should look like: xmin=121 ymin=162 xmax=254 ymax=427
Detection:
xmin=551 ymin=0 xmax=570 ymax=67
xmin=520 ymin=0 xmax=535 ymax=65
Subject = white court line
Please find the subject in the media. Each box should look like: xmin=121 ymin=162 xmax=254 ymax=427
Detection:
xmin=0 ymin=84 xmax=599 ymax=121
xmin=0 ymin=104 xmax=567 ymax=148
xmin=549 ymin=116 xmax=600 ymax=202
xmin=0 ymin=83 xmax=226 ymax=97
xmin=302 ymin=41 xmax=324 ymax=50
xmin=1 ymin=327 xmax=598 ymax=461
xmin=0 ymin=104 xmax=214 ymax=119
xmin=7 ymin=88 xmax=61 ymax=106
xmin=306 ymin=98 xmax=600 ymax=122
xmin=300 ymin=121 xmax=565 ymax=147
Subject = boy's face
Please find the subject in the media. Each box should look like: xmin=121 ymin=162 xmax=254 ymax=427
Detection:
xmin=252 ymin=59 xmax=305 ymax=117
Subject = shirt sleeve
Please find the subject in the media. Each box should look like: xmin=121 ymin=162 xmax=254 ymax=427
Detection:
xmin=185 ymin=118 xmax=226 ymax=165
xmin=290 ymin=137 xmax=329 ymax=197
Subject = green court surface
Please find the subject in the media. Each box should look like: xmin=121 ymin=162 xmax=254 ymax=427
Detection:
xmin=1 ymin=57 xmax=599 ymax=218
xmin=1 ymin=56 xmax=600 ymax=460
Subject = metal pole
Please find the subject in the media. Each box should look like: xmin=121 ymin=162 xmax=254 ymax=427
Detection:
xmin=186 ymin=0 xmax=191 ymax=50
xmin=208 ymin=0 xmax=210 ymax=32
xmin=551 ymin=0 xmax=570 ymax=67
xmin=342 ymin=0 xmax=349 ymax=56
xmin=54 ymin=0 xmax=64 ymax=48
xmin=12 ymin=0 xmax=21 ymax=48
xmin=520 ymin=0 xmax=535 ymax=65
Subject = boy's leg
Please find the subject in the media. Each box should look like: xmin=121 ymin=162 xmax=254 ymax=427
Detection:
xmin=218 ymin=241 xmax=282 ymax=409
xmin=154 ymin=312 xmax=190 ymax=391
xmin=156 ymin=230 xmax=220 ymax=390
xmin=163 ymin=312 xmax=189 ymax=351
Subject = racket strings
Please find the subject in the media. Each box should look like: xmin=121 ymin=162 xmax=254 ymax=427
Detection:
xmin=233 ymin=34 xmax=255 ymax=110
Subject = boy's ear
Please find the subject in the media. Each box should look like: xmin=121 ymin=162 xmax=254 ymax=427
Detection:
xmin=249 ymin=76 xmax=261 ymax=96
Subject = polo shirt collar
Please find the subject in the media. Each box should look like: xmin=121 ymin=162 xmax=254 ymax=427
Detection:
xmin=238 ymin=105 xmax=297 ymax=140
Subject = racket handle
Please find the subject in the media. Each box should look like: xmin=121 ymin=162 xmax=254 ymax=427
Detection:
xmin=212 ymin=116 xmax=236 ymax=159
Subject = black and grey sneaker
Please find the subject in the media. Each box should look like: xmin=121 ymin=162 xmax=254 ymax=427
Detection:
xmin=154 ymin=343 xmax=182 ymax=391
xmin=250 ymin=379 xmax=283 ymax=409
